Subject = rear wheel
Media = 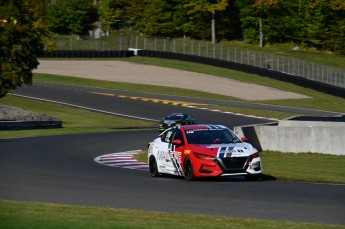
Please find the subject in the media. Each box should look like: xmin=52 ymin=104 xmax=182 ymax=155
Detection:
xmin=149 ymin=156 xmax=160 ymax=177
xmin=183 ymin=158 xmax=195 ymax=181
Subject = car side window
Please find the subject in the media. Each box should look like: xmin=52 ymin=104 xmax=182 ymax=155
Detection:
xmin=161 ymin=129 xmax=174 ymax=143
xmin=172 ymin=129 xmax=184 ymax=145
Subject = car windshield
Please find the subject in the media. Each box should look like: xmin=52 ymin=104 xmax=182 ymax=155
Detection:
xmin=185 ymin=129 xmax=241 ymax=144
xmin=165 ymin=115 xmax=184 ymax=121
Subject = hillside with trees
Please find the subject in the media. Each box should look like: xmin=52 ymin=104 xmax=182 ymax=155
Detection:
xmin=1 ymin=0 xmax=344 ymax=97
xmin=47 ymin=0 xmax=345 ymax=54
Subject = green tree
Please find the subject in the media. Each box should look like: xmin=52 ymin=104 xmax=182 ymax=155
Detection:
xmin=47 ymin=0 xmax=98 ymax=35
xmin=135 ymin=0 xmax=175 ymax=36
xmin=306 ymin=0 xmax=345 ymax=54
xmin=0 ymin=0 xmax=46 ymax=98
xmin=99 ymin=0 xmax=131 ymax=31
xmin=184 ymin=0 xmax=229 ymax=44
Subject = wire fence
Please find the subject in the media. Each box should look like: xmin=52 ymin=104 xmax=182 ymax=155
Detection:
xmin=51 ymin=35 xmax=345 ymax=89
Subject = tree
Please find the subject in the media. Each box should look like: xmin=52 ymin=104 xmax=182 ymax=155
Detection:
xmin=0 ymin=0 xmax=46 ymax=98
xmin=184 ymin=0 xmax=229 ymax=44
xmin=47 ymin=0 xmax=98 ymax=35
xmin=99 ymin=0 xmax=132 ymax=31
xmin=307 ymin=0 xmax=345 ymax=54
xmin=134 ymin=0 xmax=175 ymax=36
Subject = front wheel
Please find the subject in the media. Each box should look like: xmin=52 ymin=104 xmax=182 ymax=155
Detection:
xmin=183 ymin=158 xmax=195 ymax=181
xmin=149 ymin=156 xmax=160 ymax=177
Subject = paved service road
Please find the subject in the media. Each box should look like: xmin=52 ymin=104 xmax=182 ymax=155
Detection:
xmin=1 ymin=82 xmax=344 ymax=226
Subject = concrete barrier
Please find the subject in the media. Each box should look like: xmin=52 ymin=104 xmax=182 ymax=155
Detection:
xmin=234 ymin=115 xmax=345 ymax=155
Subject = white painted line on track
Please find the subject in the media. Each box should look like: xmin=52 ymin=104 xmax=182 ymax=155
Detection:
xmin=10 ymin=94 xmax=158 ymax=122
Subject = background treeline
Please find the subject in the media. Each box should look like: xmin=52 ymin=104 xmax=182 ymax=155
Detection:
xmin=49 ymin=0 xmax=345 ymax=54
xmin=2 ymin=0 xmax=345 ymax=54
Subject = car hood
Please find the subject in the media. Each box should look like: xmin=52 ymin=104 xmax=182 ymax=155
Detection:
xmin=189 ymin=143 xmax=256 ymax=157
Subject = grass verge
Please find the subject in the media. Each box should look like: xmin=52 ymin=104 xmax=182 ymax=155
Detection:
xmin=261 ymin=151 xmax=345 ymax=184
xmin=0 ymin=200 xmax=342 ymax=229
xmin=0 ymin=95 xmax=157 ymax=138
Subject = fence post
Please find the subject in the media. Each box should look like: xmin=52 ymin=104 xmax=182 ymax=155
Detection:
xmin=220 ymin=45 xmax=223 ymax=60
xmin=191 ymin=41 xmax=193 ymax=55
xmin=182 ymin=39 xmax=186 ymax=54
xmin=213 ymin=45 xmax=215 ymax=59
xmin=154 ymin=37 xmax=157 ymax=50
xmin=247 ymin=50 xmax=249 ymax=65
xmin=253 ymin=52 xmax=256 ymax=67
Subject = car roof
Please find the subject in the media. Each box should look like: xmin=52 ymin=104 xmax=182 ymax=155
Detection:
xmin=180 ymin=124 xmax=228 ymax=131
xmin=167 ymin=113 xmax=187 ymax=116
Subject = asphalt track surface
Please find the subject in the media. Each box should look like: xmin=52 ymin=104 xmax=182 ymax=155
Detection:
xmin=1 ymin=82 xmax=344 ymax=226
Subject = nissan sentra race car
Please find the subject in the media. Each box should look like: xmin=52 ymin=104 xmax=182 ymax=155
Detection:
xmin=159 ymin=113 xmax=197 ymax=132
xmin=148 ymin=124 xmax=261 ymax=181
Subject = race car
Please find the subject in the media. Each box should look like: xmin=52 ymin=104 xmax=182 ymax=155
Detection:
xmin=158 ymin=113 xmax=197 ymax=132
xmin=148 ymin=124 xmax=261 ymax=181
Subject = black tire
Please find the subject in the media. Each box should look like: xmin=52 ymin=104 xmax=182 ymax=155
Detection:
xmin=183 ymin=158 xmax=195 ymax=181
xmin=149 ymin=156 xmax=160 ymax=177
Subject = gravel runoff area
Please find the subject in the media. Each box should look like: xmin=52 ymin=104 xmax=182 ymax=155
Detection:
xmin=0 ymin=104 xmax=56 ymax=121
xmin=34 ymin=60 xmax=309 ymax=101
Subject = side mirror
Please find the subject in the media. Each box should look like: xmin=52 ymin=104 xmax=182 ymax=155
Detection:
xmin=241 ymin=137 xmax=248 ymax=142
xmin=172 ymin=139 xmax=182 ymax=145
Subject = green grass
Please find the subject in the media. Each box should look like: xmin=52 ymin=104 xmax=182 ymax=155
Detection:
xmin=134 ymin=150 xmax=345 ymax=184
xmin=261 ymin=151 xmax=345 ymax=184
xmin=0 ymin=96 xmax=157 ymax=138
xmin=0 ymin=200 xmax=342 ymax=229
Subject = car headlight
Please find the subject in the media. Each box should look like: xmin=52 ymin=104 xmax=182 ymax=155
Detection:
xmin=193 ymin=152 xmax=215 ymax=160
xmin=252 ymin=152 xmax=260 ymax=158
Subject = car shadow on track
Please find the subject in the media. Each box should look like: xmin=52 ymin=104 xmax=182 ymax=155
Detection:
xmin=154 ymin=173 xmax=276 ymax=182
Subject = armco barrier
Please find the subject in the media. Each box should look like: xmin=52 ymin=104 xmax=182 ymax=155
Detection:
xmin=40 ymin=50 xmax=134 ymax=58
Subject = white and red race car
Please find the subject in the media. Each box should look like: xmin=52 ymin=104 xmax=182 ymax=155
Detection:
xmin=148 ymin=124 xmax=261 ymax=181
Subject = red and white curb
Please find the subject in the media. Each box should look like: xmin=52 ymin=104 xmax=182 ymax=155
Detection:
xmin=94 ymin=150 xmax=149 ymax=171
